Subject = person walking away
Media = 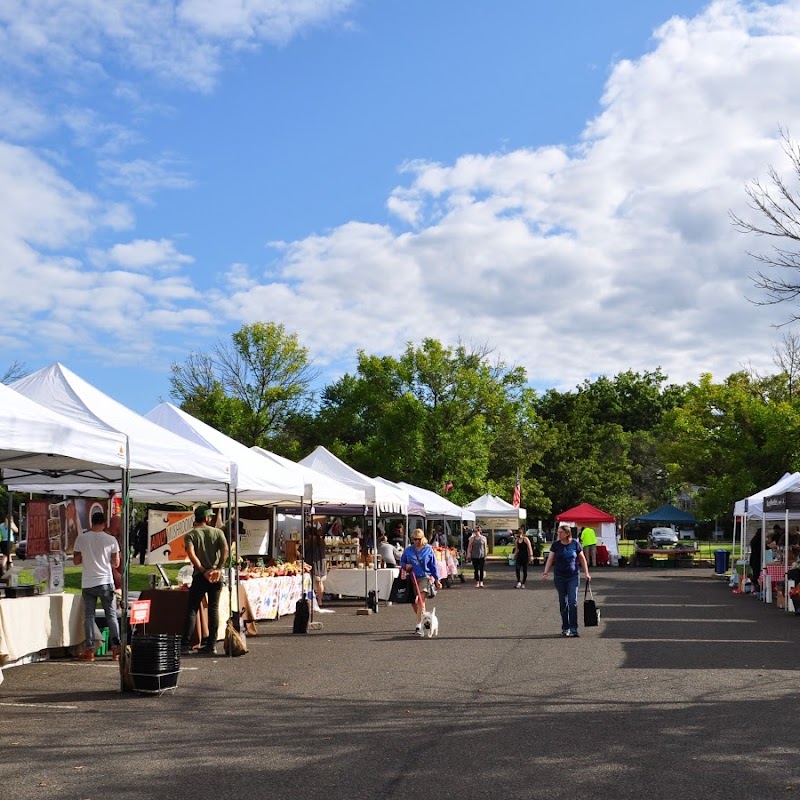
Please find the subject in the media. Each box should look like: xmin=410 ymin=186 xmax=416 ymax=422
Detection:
xmin=182 ymin=506 xmax=228 ymax=655
xmin=466 ymin=525 xmax=488 ymax=587
xmin=512 ymin=528 xmax=533 ymax=588
xmin=542 ymin=524 xmax=591 ymax=637
xmin=72 ymin=511 xmax=121 ymax=661
xmin=400 ymin=530 xmax=442 ymax=635
xmin=580 ymin=526 xmax=598 ymax=567
xmin=0 ymin=515 xmax=18 ymax=575
xmin=131 ymin=516 xmax=148 ymax=565
xmin=310 ymin=530 xmax=328 ymax=608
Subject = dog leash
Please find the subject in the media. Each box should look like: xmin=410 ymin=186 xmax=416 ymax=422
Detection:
xmin=409 ymin=571 xmax=424 ymax=605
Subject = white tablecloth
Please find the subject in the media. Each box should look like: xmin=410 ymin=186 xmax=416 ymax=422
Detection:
xmin=238 ymin=574 xmax=312 ymax=621
xmin=0 ymin=593 xmax=86 ymax=667
xmin=325 ymin=568 xmax=399 ymax=600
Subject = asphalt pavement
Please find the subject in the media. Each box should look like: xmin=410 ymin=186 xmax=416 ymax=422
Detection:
xmin=2 ymin=561 xmax=800 ymax=800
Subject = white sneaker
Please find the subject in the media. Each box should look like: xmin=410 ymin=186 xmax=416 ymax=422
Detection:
xmin=414 ymin=625 xmax=422 ymax=636
xmin=516 ymin=582 xmax=522 ymax=589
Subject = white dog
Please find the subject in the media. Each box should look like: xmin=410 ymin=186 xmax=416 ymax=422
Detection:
xmin=421 ymin=607 xmax=439 ymax=638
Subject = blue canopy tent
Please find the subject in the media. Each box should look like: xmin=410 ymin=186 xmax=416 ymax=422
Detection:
xmin=629 ymin=504 xmax=696 ymax=524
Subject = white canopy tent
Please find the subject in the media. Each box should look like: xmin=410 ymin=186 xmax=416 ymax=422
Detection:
xmin=298 ymin=446 xmax=407 ymax=514
xmin=733 ymin=472 xmax=800 ymax=519
xmin=397 ymin=481 xmax=476 ymax=522
xmin=298 ymin=446 xmax=408 ymax=609
xmin=0 ymin=382 xmax=128 ymax=477
xmin=251 ymin=446 xmax=366 ymax=507
xmin=736 ymin=473 xmax=800 ymax=612
xmin=7 ymin=364 xmax=232 ymax=498
xmin=145 ymin=403 xmax=305 ymax=503
xmin=464 ymin=493 xmax=527 ymax=550
xmin=464 ymin=492 xmax=526 ymax=530
xmin=0 ymin=383 xmax=132 ymax=686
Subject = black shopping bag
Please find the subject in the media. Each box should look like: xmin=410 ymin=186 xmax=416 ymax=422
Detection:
xmin=389 ymin=575 xmax=413 ymax=604
xmin=584 ymin=583 xmax=599 ymax=627
xmin=292 ymin=598 xmax=310 ymax=633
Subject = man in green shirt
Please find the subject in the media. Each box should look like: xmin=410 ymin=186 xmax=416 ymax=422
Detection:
xmin=580 ymin=526 xmax=598 ymax=567
xmin=181 ymin=506 xmax=228 ymax=655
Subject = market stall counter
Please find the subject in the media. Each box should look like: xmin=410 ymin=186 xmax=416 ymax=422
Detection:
xmin=0 ymin=593 xmax=85 ymax=668
xmin=325 ymin=567 xmax=399 ymax=601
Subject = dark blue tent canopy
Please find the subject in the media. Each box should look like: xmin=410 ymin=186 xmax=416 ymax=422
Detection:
xmin=629 ymin=504 xmax=696 ymax=524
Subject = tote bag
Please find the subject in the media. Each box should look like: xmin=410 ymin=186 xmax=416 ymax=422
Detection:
xmin=583 ymin=583 xmax=600 ymax=627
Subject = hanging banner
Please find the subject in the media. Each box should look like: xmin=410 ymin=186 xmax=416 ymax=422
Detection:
xmin=145 ymin=510 xmax=193 ymax=565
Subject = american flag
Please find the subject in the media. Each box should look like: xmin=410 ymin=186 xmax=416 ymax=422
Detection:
xmin=512 ymin=476 xmax=521 ymax=507
xmin=443 ymin=480 xmax=454 ymax=493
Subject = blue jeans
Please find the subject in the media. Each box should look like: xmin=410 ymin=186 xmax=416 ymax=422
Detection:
xmin=553 ymin=574 xmax=580 ymax=633
xmin=82 ymin=584 xmax=120 ymax=649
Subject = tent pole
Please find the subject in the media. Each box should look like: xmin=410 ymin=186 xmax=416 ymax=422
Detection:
xmin=119 ymin=457 xmax=131 ymax=692
xmin=786 ymin=508 xmax=791 ymax=613
xmin=225 ymin=483 xmax=232 ymax=656
xmin=373 ymin=505 xmax=379 ymax=611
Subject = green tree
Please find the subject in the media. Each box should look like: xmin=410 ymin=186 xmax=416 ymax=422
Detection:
xmin=310 ymin=339 xmax=553 ymax=509
xmin=170 ymin=322 xmax=319 ymax=448
xmin=659 ymin=371 xmax=800 ymax=520
xmin=533 ymin=370 xmax=685 ymax=521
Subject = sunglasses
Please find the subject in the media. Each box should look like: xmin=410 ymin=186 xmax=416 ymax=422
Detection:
xmin=413 ymin=538 xmax=423 ymax=543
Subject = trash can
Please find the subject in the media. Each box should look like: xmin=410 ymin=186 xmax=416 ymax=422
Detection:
xmin=714 ymin=549 xmax=730 ymax=575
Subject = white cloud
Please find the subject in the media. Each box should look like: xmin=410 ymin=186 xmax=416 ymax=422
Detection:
xmin=0 ymin=0 xmax=358 ymax=92
xmin=98 ymin=157 xmax=194 ymax=203
xmin=216 ymin=0 xmax=800 ymax=390
xmin=92 ymin=238 xmax=194 ymax=272
xmin=5 ymin=0 xmax=800 ymax=393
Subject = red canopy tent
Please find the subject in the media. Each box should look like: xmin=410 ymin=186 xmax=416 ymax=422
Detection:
xmin=556 ymin=503 xmax=615 ymax=525
xmin=555 ymin=503 xmax=618 ymax=563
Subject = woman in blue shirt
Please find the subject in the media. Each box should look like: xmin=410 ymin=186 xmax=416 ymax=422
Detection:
xmin=400 ymin=530 xmax=442 ymax=635
xmin=542 ymin=524 xmax=591 ymax=637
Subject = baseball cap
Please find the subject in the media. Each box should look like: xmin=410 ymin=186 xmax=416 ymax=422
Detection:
xmin=194 ymin=505 xmax=213 ymax=521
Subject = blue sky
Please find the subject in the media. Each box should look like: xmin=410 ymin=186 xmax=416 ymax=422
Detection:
xmin=1 ymin=0 xmax=797 ymax=415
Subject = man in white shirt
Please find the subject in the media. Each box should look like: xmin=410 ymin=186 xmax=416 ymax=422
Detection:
xmin=73 ymin=510 xmax=121 ymax=662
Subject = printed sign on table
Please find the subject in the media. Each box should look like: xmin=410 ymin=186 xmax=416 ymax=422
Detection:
xmin=129 ymin=600 xmax=151 ymax=625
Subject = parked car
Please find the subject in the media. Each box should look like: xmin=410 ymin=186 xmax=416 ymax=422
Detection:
xmin=649 ymin=527 xmax=678 ymax=545
xmin=14 ymin=537 xmax=26 ymax=560
xmin=495 ymin=530 xmax=515 ymax=546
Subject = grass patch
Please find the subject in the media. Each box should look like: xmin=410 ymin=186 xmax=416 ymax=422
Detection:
xmin=15 ymin=562 xmax=186 ymax=594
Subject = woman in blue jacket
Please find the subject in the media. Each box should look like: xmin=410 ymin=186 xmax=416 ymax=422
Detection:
xmin=400 ymin=530 xmax=442 ymax=635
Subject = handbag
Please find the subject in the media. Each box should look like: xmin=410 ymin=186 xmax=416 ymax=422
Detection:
xmin=223 ymin=618 xmax=249 ymax=655
xmin=583 ymin=582 xmax=599 ymax=627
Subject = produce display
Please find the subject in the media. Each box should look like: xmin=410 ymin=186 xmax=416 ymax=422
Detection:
xmin=239 ymin=560 xmax=311 ymax=579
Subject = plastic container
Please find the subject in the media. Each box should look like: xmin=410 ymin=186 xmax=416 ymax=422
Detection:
xmin=130 ymin=634 xmax=181 ymax=694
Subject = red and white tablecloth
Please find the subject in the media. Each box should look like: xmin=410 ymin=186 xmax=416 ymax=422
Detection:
xmin=760 ymin=564 xmax=788 ymax=587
